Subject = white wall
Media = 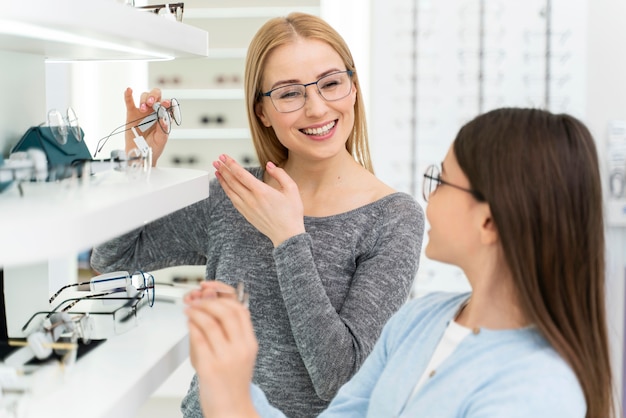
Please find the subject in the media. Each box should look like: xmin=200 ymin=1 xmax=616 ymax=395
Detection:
xmin=586 ymin=0 xmax=626 ymax=406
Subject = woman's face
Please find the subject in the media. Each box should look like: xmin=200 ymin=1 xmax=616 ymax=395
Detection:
xmin=255 ymin=38 xmax=357 ymax=165
xmin=424 ymin=147 xmax=485 ymax=268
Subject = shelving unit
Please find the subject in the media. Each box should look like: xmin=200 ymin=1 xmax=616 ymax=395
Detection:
xmin=148 ymin=3 xmax=320 ymax=171
xmin=0 ymin=1 xmax=209 ymax=416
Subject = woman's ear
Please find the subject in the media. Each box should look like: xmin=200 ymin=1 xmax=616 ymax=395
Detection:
xmin=255 ymin=102 xmax=271 ymax=128
xmin=479 ymin=205 xmax=498 ymax=245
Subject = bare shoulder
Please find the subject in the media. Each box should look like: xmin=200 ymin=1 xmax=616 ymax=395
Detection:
xmin=358 ymin=168 xmax=397 ymax=201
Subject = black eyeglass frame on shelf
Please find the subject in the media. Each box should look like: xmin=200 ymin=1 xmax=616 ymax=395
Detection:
xmin=136 ymin=2 xmax=185 ymax=22
xmin=94 ymin=98 xmax=181 ymax=156
xmin=22 ymin=294 xmax=149 ymax=334
xmin=21 ymin=271 xmax=155 ymax=332
xmin=49 ymin=271 xmax=133 ymax=305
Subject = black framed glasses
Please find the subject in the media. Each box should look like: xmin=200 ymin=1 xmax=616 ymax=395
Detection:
xmin=49 ymin=270 xmax=133 ymax=305
xmin=46 ymin=107 xmax=82 ymax=145
xmin=137 ymin=2 xmax=185 ymax=22
xmin=94 ymin=98 xmax=181 ymax=156
xmin=23 ymin=271 xmax=156 ymax=332
xmin=422 ymin=164 xmax=484 ymax=202
xmin=22 ymin=295 xmax=148 ymax=336
xmin=260 ymin=70 xmax=354 ymax=113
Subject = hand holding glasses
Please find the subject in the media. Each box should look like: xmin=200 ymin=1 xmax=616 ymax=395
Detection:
xmin=184 ymin=280 xmax=249 ymax=309
xmin=94 ymin=98 xmax=181 ymax=157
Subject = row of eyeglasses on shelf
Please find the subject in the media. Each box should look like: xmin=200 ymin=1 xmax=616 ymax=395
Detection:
xmin=4 ymin=270 xmax=156 ymax=369
xmin=0 ymin=98 xmax=181 ymax=197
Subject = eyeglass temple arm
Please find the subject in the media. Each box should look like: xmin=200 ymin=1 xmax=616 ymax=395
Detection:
xmin=21 ymin=294 xmax=147 ymax=332
xmin=48 ymin=274 xmax=132 ymax=304
xmin=94 ymin=105 xmax=162 ymax=155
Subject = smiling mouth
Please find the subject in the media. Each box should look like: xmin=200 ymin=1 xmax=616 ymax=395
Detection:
xmin=300 ymin=120 xmax=336 ymax=136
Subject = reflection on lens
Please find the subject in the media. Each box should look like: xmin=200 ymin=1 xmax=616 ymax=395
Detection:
xmin=113 ymin=304 xmax=138 ymax=334
xmin=170 ymin=98 xmax=182 ymax=125
xmin=157 ymin=105 xmax=171 ymax=134
xmin=48 ymin=109 xmax=68 ymax=145
xmin=67 ymin=107 xmax=82 ymax=142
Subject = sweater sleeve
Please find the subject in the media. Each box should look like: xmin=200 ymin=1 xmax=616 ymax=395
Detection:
xmin=272 ymin=194 xmax=424 ymax=400
xmin=90 ymin=197 xmax=211 ymax=273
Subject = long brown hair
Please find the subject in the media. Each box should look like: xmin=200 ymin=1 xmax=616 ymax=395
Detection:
xmin=454 ymin=108 xmax=614 ymax=418
xmin=244 ymin=12 xmax=372 ymax=172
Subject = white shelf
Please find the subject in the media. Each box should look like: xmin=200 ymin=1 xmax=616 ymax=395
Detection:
xmin=10 ymin=300 xmax=190 ymax=418
xmin=163 ymin=88 xmax=245 ymax=100
xmin=186 ymin=6 xmax=320 ymax=19
xmin=169 ymin=128 xmax=251 ymax=140
xmin=0 ymin=0 xmax=209 ymax=60
xmin=0 ymin=168 xmax=210 ymax=267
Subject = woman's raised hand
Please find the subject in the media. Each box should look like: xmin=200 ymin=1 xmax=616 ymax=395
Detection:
xmin=123 ymin=87 xmax=170 ymax=165
xmin=213 ymin=154 xmax=306 ymax=247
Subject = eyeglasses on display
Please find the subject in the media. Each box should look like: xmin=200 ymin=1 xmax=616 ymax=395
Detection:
xmin=46 ymin=107 xmax=82 ymax=145
xmin=21 ymin=294 xmax=149 ymax=338
xmin=22 ymin=271 xmax=155 ymax=333
xmin=136 ymin=2 xmax=184 ymax=22
xmin=49 ymin=270 xmax=133 ymax=305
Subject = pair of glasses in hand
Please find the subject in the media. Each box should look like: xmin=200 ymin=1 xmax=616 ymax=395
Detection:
xmin=94 ymin=98 xmax=181 ymax=156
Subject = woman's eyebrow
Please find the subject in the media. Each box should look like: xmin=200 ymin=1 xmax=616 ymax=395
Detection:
xmin=268 ymin=68 xmax=344 ymax=90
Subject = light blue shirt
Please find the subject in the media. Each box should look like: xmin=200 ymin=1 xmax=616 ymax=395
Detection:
xmin=251 ymin=291 xmax=586 ymax=417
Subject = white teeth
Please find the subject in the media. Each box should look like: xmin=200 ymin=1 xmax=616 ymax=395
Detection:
xmin=302 ymin=121 xmax=336 ymax=135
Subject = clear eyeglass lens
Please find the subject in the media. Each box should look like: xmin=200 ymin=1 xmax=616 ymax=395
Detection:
xmin=112 ymin=304 xmax=139 ymax=334
xmin=67 ymin=107 xmax=82 ymax=142
xmin=317 ymin=72 xmax=352 ymax=101
xmin=270 ymin=71 xmax=352 ymax=113
xmin=133 ymin=271 xmax=155 ymax=307
xmin=169 ymin=98 xmax=182 ymax=125
xmin=145 ymin=273 xmax=155 ymax=307
xmin=156 ymin=105 xmax=171 ymax=134
xmin=76 ymin=314 xmax=94 ymax=344
xmin=423 ymin=165 xmax=440 ymax=201
xmin=48 ymin=109 xmax=68 ymax=145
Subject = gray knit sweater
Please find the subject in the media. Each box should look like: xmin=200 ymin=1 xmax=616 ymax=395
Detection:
xmin=91 ymin=167 xmax=424 ymax=418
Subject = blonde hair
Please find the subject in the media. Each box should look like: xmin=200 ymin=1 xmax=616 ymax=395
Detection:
xmin=244 ymin=12 xmax=372 ymax=172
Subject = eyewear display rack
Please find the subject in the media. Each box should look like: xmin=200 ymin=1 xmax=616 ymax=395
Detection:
xmin=0 ymin=1 xmax=209 ymax=417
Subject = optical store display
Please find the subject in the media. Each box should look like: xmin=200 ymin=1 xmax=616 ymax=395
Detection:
xmin=0 ymin=99 xmax=182 ymax=197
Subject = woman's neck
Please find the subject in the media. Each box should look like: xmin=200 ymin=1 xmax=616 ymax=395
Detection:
xmin=456 ymin=271 xmax=530 ymax=330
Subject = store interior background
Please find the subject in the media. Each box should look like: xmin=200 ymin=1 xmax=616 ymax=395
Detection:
xmin=35 ymin=0 xmax=626 ymax=415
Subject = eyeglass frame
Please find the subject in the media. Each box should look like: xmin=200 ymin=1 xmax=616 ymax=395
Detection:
xmin=137 ymin=2 xmax=185 ymax=22
xmin=22 ymin=293 xmax=149 ymax=334
xmin=49 ymin=271 xmax=132 ymax=305
xmin=259 ymin=70 xmax=354 ymax=113
xmin=422 ymin=164 xmax=485 ymax=202
xmin=94 ymin=98 xmax=181 ymax=156
xmin=45 ymin=312 xmax=94 ymax=346
xmin=54 ymin=271 xmax=155 ymax=313
xmin=23 ymin=271 xmax=155 ymax=330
